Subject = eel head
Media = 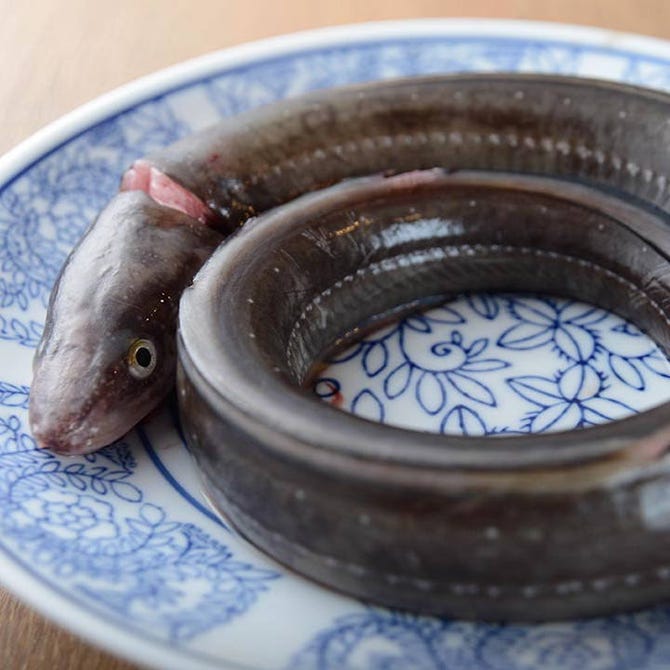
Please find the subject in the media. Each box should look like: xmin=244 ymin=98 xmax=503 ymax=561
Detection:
xmin=29 ymin=191 xmax=221 ymax=454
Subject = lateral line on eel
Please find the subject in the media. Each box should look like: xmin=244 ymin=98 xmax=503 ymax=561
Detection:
xmin=121 ymin=159 xmax=216 ymax=225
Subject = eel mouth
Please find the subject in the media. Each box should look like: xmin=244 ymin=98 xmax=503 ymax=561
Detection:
xmin=121 ymin=159 xmax=215 ymax=224
xmin=29 ymin=382 xmax=152 ymax=455
xmin=30 ymin=395 xmax=99 ymax=455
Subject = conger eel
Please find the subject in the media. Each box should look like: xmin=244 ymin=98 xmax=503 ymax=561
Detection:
xmin=28 ymin=74 xmax=670 ymax=620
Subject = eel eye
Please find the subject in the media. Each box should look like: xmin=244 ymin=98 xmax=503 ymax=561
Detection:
xmin=128 ymin=339 xmax=157 ymax=379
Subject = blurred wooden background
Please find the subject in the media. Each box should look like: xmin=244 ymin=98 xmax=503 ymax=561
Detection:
xmin=2 ymin=0 xmax=670 ymax=667
xmin=4 ymin=0 xmax=670 ymax=155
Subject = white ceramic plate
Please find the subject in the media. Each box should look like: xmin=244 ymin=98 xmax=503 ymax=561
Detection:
xmin=3 ymin=19 xmax=670 ymax=670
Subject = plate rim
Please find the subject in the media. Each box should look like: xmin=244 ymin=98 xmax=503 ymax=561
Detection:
xmin=4 ymin=17 xmax=670 ymax=189
xmin=4 ymin=17 xmax=670 ymax=670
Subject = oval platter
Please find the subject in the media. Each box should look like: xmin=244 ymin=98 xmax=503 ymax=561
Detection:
xmin=4 ymin=19 xmax=670 ymax=670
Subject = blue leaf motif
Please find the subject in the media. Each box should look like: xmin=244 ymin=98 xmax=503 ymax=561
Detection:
xmin=351 ymin=389 xmax=385 ymax=421
xmin=498 ymin=322 xmax=553 ymax=350
xmin=64 ymin=464 xmax=85 ymax=474
xmin=602 ymin=325 xmax=652 ymax=359
xmin=441 ymin=405 xmax=486 ymax=435
xmin=110 ymin=480 xmax=142 ymax=503
xmin=507 ymin=376 xmax=562 ymax=407
xmin=447 ymin=371 xmax=496 ymax=406
xmin=0 ymin=315 xmax=42 ymax=347
xmin=90 ymin=478 xmax=108 ymax=495
xmin=530 ymin=402 xmax=582 ymax=432
xmin=404 ymin=315 xmax=431 ymax=333
xmin=508 ymin=298 xmax=557 ymax=325
xmin=9 ymin=319 xmax=27 ymax=340
xmin=554 ymin=324 xmax=596 ymax=362
xmin=39 ymin=461 xmax=60 ymax=473
xmin=416 ymin=372 xmax=446 ymax=415
xmin=363 ymin=341 xmax=388 ymax=377
xmin=608 ymin=354 xmax=645 ymax=390
xmin=641 ymin=353 xmax=670 ymax=378
xmin=465 ymin=337 xmax=488 ymax=358
xmin=0 ymin=382 xmax=30 ymax=408
xmin=561 ymin=302 xmax=609 ymax=326
xmin=66 ymin=474 xmax=87 ymax=491
xmin=384 ymin=362 xmax=413 ymax=399
xmin=426 ymin=305 xmax=465 ymax=324
xmin=582 ymin=397 xmax=636 ymax=423
xmin=466 ymin=293 xmax=500 ymax=319
xmin=556 ymin=367 xmax=583 ymax=402
xmin=557 ymin=365 xmax=602 ymax=401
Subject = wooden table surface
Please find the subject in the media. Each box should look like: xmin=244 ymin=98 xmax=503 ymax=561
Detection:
xmin=2 ymin=0 xmax=670 ymax=667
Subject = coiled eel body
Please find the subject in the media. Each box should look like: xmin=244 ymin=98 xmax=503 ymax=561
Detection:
xmin=29 ymin=73 xmax=670 ymax=454
xmin=28 ymin=73 xmax=670 ymax=619
xmin=178 ymin=167 xmax=670 ymax=621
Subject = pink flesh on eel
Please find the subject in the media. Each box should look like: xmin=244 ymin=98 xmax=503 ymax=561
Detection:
xmin=121 ymin=160 xmax=214 ymax=224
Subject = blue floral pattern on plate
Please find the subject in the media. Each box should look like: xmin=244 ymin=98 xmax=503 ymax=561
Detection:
xmin=315 ymin=294 xmax=670 ymax=436
xmin=289 ymin=607 xmax=670 ymax=670
xmin=2 ymin=23 xmax=670 ymax=670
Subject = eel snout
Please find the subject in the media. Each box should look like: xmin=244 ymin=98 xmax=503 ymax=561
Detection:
xmin=29 ymin=350 xmax=120 ymax=454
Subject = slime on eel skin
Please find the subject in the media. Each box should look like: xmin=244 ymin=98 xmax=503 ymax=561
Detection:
xmin=29 ymin=73 xmax=670 ymax=454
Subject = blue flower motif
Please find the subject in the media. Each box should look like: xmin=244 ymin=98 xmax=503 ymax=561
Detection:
xmin=75 ymin=504 xmax=278 ymax=642
xmin=508 ymin=364 xmax=636 ymax=432
xmin=388 ymin=326 xmax=509 ymax=414
xmin=314 ymin=290 xmax=670 ymax=437
xmin=11 ymin=491 xmax=118 ymax=541
xmin=498 ymin=297 xmax=608 ymax=363
xmin=465 ymin=292 xmax=501 ymax=320
xmin=0 ymin=410 xmax=279 ymax=641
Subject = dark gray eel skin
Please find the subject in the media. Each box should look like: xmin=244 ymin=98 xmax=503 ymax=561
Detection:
xmin=30 ymin=74 xmax=670 ymax=620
